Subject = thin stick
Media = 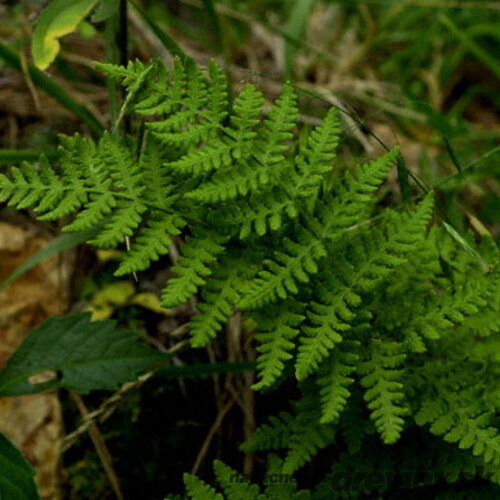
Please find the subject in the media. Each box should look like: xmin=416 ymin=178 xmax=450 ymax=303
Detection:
xmin=70 ymin=392 xmax=124 ymax=500
xmin=62 ymin=339 xmax=188 ymax=451
xmin=191 ymin=395 xmax=238 ymax=475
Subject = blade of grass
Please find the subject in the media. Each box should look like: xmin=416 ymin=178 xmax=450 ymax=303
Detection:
xmin=201 ymin=0 xmax=233 ymax=92
xmin=439 ymin=14 xmax=500 ymax=81
xmin=331 ymin=0 xmax=500 ymax=8
xmin=443 ymin=135 xmax=463 ymax=175
xmin=442 ymin=221 xmax=489 ymax=271
xmin=193 ymin=1 xmax=339 ymax=65
xmin=396 ymin=153 xmax=412 ymax=204
xmin=433 ymin=144 xmax=500 ymax=189
xmin=0 ymin=150 xmax=57 ymax=165
xmin=104 ymin=14 xmax=120 ymax=134
xmin=202 ymin=0 xmax=226 ymax=56
xmin=129 ymin=0 xmax=190 ymax=64
xmin=0 ymin=41 xmax=104 ymax=138
xmin=284 ymin=0 xmax=316 ymax=80
xmin=155 ymin=361 xmax=256 ymax=379
xmin=0 ymin=228 xmax=98 ymax=293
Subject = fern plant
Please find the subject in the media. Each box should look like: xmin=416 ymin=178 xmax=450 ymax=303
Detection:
xmin=1 ymin=55 xmax=500 ymax=498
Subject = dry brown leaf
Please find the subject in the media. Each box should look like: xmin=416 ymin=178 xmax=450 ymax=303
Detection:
xmin=0 ymin=221 xmax=76 ymax=500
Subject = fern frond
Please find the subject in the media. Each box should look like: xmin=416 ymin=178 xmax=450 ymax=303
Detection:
xmin=417 ymin=400 xmax=500 ymax=466
xmin=282 ymin=396 xmax=336 ymax=474
xmin=239 ymin=150 xmax=402 ymax=311
xmin=213 ymin=460 xmax=261 ymax=500
xmin=117 ymin=214 xmax=184 ymax=276
xmin=96 ymin=59 xmax=151 ymax=89
xmin=183 ymin=473 xmax=223 ymax=500
xmin=240 ymin=412 xmax=295 ymax=453
xmin=87 ymin=133 xmax=147 ymax=248
xmin=190 ymin=252 xmax=257 ymax=347
xmin=315 ymin=148 xmax=400 ymax=243
xmin=289 ymin=107 xmax=341 ymax=201
xmin=115 ymin=136 xmax=185 ymax=275
xmin=239 ymin=225 xmax=327 ymax=309
xmin=165 ymin=83 xmax=264 ymax=178
xmin=317 ymin=343 xmax=359 ymax=424
xmin=185 ymin=160 xmax=272 ymax=203
xmin=241 ymin=395 xmax=336 ymax=475
xmin=260 ymin=81 xmax=297 ymax=153
xmin=295 ymin=195 xmax=434 ymax=380
xmin=404 ymin=280 xmax=491 ymax=350
xmin=145 ymin=60 xmax=210 ymax=147
xmin=135 ymin=57 xmax=187 ymax=116
xmin=192 ymin=81 xmax=296 ymax=203
xmin=210 ymin=191 xmax=298 ymax=239
xmin=205 ymin=60 xmax=230 ymax=130
xmin=415 ymin=346 xmax=500 ymax=467
xmin=359 ymin=340 xmax=408 ymax=445
xmin=252 ymin=301 xmax=305 ymax=390
xmin=264 ymin=454 xmax=311 ymax=500
xmin=161 ymin=228 xmax=229 ymax=308
xmin=227 ymin=84 xmax=266 ymax=158
xmin=295 ymin=269 xmax=359 ymax=381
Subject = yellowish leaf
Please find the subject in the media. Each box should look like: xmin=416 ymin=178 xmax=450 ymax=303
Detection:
xmin=32 ymin=0 xmax=98 ymax=70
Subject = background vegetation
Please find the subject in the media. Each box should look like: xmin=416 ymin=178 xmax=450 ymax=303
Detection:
xmin=1 ymin=0 xmax=500 ymax=498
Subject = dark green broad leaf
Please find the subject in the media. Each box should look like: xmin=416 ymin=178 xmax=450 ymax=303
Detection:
xmin=0 ymin=313 xmax=166 ymax=397
xmin=0 ymin=432 xmax=39 ymax=499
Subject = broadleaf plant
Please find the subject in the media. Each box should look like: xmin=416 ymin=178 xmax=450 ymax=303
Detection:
xmin=0 ymin=432 xmax=38 ymax=500
xmin=0 ymin=313 xmax=165 ymax=397
xmin=1 ymin=55 xmax=500 ymax=497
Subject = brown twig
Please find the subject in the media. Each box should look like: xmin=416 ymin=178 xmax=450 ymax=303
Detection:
xmin=62 ymin=339 xmax=188 ymax=451
xmin=191 ymin=394 xmax=238 ymax=476
xmin=70 ymin=392 xmax=124 ymax=500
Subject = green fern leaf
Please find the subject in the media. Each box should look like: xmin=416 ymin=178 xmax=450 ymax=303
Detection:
xmin=183 ymin=474 xmax=223 ymax=500
xmin=239 ymin=225 xmax=327 ymax=309
xmin=317 ymin=343 xmax=359 ymax=424
xmin=240 ymin=412 xmax=295 ymax=453
xmin=252 ymin=301 xmax=305 ymax=390
xmin=213 ymin=460 xmax=261 ymax=500
xmin=161 ymin=229 xmax=229 ymax=308
xmin=289 ymin=107 xmax=341 ymax=201
xmin=115 ymin=137 xmax=186 ymax=275
xmin=295 ymin=195 xmax=433 ymax=380
xmin=282 ymin=397 xmax=336 ymax=474
xmin=358 ymin=340 xmax=408 ymax=445
xmin=189 ymin=252 xmax=255 ymax=347
xmin=210 ymin=191 xmax=298 ymax=239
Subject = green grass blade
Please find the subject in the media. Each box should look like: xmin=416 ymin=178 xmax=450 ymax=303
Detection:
xmin=202 ymin=0 xmax=226 ymax=55
xmin=129 ymin=0 xmax=190 ymax=64
xmin=0 ymin=150 xmax=57 ymax=165
xmin=284 ymin=0 xmax=316 ymax=80
xmin=0 ymin=41 xmax=104 ymax=138
xmin=442 ymin=221 xmax=489 ymax=271
xmin=439 ymin=14 xmax=500 ymax=81
xmin=155 ymin=361 xmax=256 ymax=380
xmin=0 ymin=228 xmax=98 ymax=293
xmin=433 ymin=144 xmax=500 ymax=189
xmin=396 ymin=153 xmax=412 ymax=204
xmin=443 ymin=135 xmax=463 ymax=175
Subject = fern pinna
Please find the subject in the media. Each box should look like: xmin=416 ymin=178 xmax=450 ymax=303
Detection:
xmin=2 ymin=56 xmax=500 ymax=496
